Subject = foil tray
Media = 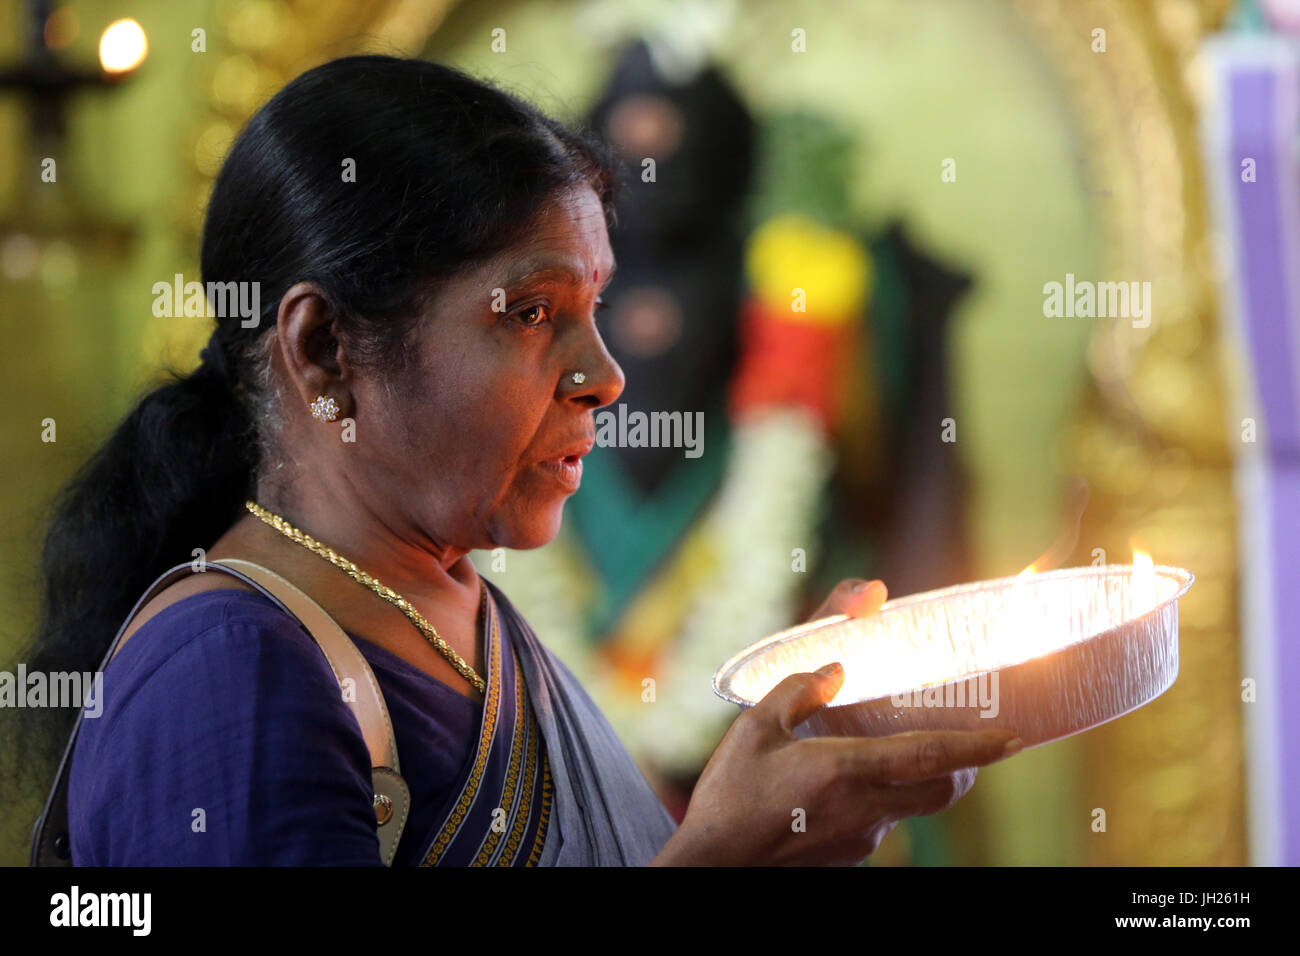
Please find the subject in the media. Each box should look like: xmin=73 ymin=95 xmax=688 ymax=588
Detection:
xmin=712 ymin=565 xmax=1195 ymax=749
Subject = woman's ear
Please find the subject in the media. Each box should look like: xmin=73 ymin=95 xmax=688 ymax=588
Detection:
xmin=275 ymin=281 xmax=351 ymax=414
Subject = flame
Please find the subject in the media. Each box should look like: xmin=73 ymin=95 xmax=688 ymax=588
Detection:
xmin=99 ymin=18 xmax=148 ymax=74
xmin=1131 ymin=544 xmax=1157 ymax=615
xmin=1001 ymin=537 xmax=1148 ymax=663
xmin=1016 ymin=477 xmax=1091 ymax=578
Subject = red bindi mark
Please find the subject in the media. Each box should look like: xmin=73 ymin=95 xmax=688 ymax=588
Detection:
xmin=593 ymin=268 xmax=599 ymax=283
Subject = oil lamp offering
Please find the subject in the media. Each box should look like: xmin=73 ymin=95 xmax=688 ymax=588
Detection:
xmin=713 ymin=553 xmax=1194 ymax=749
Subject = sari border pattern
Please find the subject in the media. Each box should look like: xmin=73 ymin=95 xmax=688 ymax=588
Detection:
xmin=419 ymin=579 xmax=552 ymax=866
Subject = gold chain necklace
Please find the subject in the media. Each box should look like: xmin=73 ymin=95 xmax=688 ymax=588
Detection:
xmin=243 ymin=499 xmax=486 ymax=694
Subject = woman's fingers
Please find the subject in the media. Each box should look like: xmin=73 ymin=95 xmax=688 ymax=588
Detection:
xmin=750 ymin=665 xmax=846 ymax=735
xmin=815 ymin=729 xmax=1022 ymax=783
xmin=742 ymin=580 xmax=889 ymax=738
xmin=810 ymin=579 xmax=887 ymax=621
xmin=876 ymin=768 xmax=979 ymax=818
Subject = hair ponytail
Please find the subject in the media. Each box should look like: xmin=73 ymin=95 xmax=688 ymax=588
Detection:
xmin=11 ymin=350 xmax=256 ymax=772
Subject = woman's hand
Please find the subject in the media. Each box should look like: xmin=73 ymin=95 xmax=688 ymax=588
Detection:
xmin=652 ymin=579 xmax=1022 ymax=866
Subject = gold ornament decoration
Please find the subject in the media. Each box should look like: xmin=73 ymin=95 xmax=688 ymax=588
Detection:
xmin=1013 ymin=0 xmax=1245 ymax=865
xmin=244 ymin=499 xmax=486 ymax=695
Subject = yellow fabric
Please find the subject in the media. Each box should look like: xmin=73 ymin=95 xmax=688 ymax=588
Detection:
xmin=745 ymin=214 xmax=872 ymax=324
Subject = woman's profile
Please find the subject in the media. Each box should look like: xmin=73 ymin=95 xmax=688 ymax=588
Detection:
xmin=22 ymin=55 xmax=1020 ymax=866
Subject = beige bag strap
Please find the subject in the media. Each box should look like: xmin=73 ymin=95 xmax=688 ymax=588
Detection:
xmin=31 ymin=558 xmax=410 ymax=866
xmin=206 ymin=559 xmax=411 ymax=865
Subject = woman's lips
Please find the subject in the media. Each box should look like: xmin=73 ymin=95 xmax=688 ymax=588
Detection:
xmin=537 ymin=455 xmax=584 ymax=492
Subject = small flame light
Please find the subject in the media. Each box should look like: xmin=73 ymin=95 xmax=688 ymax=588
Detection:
xmin=98 ymin=18 xmax=147 ymax=75
xmin=713 ymin=561 xmax=1194 ymax=749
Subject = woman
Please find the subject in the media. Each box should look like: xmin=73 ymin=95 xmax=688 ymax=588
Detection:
xmin=27 ymin=56 xmax=1019 ymax=866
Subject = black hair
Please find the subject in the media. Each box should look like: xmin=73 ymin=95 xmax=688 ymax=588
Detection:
xmin=10 ymin=54 xmax=619 ymax=782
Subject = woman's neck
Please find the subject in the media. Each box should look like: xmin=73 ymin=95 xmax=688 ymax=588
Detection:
xmin=209 ymin=492 xmax=488 ymax=702
xmin=218 ymin=485 xmax=481 ymax=617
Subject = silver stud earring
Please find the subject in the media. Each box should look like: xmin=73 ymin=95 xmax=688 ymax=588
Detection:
xmin=571 ymin=372 xmax=586 ymax=385
xmin=310 ymin=395 xmax=340 ymax=422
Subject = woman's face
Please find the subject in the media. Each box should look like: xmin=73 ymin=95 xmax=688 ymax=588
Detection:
xmin=347 ymin=184 xmax=624 ymax=552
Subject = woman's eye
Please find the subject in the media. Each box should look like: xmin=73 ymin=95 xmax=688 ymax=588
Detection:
xmin=513 ymin=304 xmax=551 ymax=328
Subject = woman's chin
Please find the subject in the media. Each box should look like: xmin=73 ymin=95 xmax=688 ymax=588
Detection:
xmin=492 ymin=507 xmax=565 ymax=551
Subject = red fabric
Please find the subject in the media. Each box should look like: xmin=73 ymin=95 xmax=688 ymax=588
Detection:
xmin=727 ymin=297 xmax=852 ymax=432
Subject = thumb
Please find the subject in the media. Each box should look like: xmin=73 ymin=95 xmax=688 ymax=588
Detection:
xmin=811 ymin=579 xmax=887 ymax=621
xmin=752 ymin=663 xmax=846 ymax=736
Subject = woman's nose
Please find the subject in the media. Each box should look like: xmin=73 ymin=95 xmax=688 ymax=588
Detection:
xmin=564 ymin=332 xmax=624 ymax=409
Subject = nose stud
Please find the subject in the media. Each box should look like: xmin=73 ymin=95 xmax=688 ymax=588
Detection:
xmin=571 ymin=372 xmax=586 ymax=385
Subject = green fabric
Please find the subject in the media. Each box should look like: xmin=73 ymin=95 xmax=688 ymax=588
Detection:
xmin=903 ymin=815 xmax=953 ymax=866
xmin=858 ymin=818 xmax=954 ymax=867
xmin=746 ymin=111 xmax=858 ymax=233
xmin=811 ymin=491 xmax=878 ymax=603
xmin=866 ymin=231 xmax=910 ymax=429
xmin=568 ymin=404 xmax=731 ymax=639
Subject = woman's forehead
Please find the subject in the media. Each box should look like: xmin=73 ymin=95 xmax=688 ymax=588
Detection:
xmin=496 ymin=198 xmax=616 ymax=286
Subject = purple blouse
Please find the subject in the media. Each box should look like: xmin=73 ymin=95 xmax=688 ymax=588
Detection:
xmin=67 ymin=588 xmax=481 ymax=865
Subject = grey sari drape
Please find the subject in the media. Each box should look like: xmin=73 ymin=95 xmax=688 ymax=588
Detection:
xmin=486 ymin=580 xmax=681 ymax=865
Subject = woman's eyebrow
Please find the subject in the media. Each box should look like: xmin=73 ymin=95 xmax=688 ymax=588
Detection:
xmin=505 ymin=259 xmax=617 ymax=289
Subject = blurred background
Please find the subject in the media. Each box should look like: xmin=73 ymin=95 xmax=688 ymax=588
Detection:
xmin=1 ymin=0 xmax=1297 ymax=866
